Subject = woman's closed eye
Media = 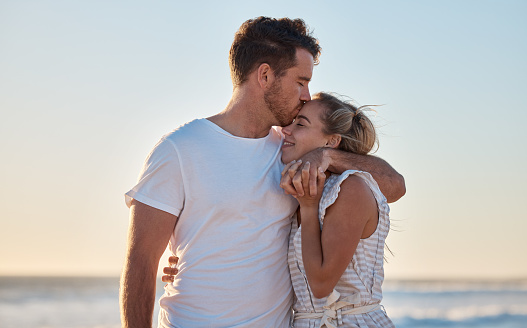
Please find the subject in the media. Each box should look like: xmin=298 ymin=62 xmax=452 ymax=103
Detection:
xmin=296 ymin=118 xmax=307 ymax=127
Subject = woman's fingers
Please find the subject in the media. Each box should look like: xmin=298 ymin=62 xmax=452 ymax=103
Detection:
xmin=281 ymin=160 xmax=321 ymax=198
xmin=292 ymin=162 xmax=311 ymax=197
xmin=280 ymin=160 xmax=302 ymax=195
xmin=292 ymin=162 xmax=308 ymax=196
xmin=168 ymin=256 xmax=179 ymax=266
xmin=289 ymin=161 xmax=302 ymax=177
xmin=161 ymin=256 xmax=179 ymax=283
xmin=317 ymin=167 xmax=326 ymax=195
xmin=161 ymin=266 xmax=177 ymax=283
xmin=301 ymin=162 xmax=311 ymax=196
xmin=309 ymin=164 xmax=321 ymax=197
xmin=161 ymin=275 xmax=174 ymax=283
xmin=281 ymin=160 xmax=296 ymax=177
xmin=163 ymin=266 xmax=178 ymax=275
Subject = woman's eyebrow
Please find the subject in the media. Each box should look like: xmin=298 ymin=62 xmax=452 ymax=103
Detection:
xmin=297 ymin=115 xmax=311 ymax=123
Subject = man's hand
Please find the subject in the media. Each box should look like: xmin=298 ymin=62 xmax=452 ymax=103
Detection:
xmin=280 ymin=148 xmax=330 ymax=197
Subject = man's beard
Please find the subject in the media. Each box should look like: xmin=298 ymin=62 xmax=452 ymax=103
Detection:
xmin=264 ymin=80 xmax=299 ymax=127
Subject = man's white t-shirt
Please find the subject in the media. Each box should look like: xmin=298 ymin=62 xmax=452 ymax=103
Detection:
xmin=126 ymin=119 xmax=298 ymax=327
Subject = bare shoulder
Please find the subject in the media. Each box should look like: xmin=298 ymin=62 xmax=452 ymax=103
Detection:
xmin=331 ymin=174 xmax=377 ymax=217
xmin=337 ymin=174 xmax=374 ymax=201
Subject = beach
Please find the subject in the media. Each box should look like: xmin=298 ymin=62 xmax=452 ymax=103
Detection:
xmin=1 ymin=276 xmax=526 ymax=328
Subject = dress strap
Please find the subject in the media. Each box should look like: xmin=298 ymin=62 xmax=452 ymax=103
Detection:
xmin=294 ymin=290 xmax=381 ymax=328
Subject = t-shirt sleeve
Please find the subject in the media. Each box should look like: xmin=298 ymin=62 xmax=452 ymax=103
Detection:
xmin=125 ymin=136 xmax=184 ymax=217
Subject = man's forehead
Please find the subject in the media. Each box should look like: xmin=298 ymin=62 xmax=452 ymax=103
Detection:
xmin=294 ymin=48 xmax=314 ymax=77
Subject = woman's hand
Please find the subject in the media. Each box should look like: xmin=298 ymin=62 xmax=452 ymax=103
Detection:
xmin=282 ymin=161 xmax=326 ymax=209
xmin=161 ymin=256 xmax=179 ymax=283
xmin=281 ymin=160 xmax=303 ymax=196
xmin=280 ymin=148 xmax=331 ymax=197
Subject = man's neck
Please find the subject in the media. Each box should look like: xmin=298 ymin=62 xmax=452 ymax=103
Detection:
xmin=208 ymin=89 xmax=274 ymax=139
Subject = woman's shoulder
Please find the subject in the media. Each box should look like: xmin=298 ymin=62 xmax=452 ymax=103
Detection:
xmin=322 ymin=173 xmax=379 ymax=236
xmin=334 ymin=173 xmax=376 ymax=207
xmin=320 ymin=170 xmax=378 ymax=221
xmin=328 ymin=170 xmax=385 ymax=203
xmin=326 ymin=170 xmax=371 ymax=195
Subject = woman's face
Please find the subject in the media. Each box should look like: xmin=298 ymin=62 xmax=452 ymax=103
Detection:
xmin=281 ymin=101 xmax=334 ymax=164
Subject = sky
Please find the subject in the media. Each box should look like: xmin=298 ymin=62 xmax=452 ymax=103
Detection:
xmin=1 ymin=0 xmax=526 ymax=280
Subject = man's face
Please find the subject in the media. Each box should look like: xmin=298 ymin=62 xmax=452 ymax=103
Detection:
xmin=264 ymin=48 xmax=314 ymax=127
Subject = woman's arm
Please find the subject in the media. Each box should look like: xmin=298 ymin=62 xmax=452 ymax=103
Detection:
xmin=298 ymin=174 xmax=379 ymax=298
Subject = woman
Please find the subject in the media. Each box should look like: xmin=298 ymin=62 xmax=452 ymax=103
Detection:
xmin=164 ymin=92 xmax=394 ymax=328
xmin=281 ymin=92 xmax=394 ymax=327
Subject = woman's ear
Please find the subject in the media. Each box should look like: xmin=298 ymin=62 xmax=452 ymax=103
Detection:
xmin=257 ymin=63 xmax=274 ymax=89
xmin=325 ymin=135 xmax=341 ymax=149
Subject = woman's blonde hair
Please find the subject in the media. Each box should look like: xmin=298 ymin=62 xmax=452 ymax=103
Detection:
xmin=313 ymin=92 xmax=378 ymax=155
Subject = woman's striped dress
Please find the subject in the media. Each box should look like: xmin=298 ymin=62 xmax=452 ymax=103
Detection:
xmin=288 ymin=170 xmax=395 ymax=328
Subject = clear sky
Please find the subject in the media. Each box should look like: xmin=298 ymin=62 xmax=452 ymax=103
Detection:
xmin=1 ymin=0 xmax=526 ymax=280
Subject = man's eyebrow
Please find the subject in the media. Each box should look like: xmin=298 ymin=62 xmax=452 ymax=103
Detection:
xmin=299 ymin=76 xmax=311 ymax=82
xmin=297 ymin=114 xmax=311 ymax=123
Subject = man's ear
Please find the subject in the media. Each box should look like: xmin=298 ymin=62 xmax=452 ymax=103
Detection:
xmin=325 ymin=135 xmax=341 ymax=149
xmin=257 ymin=63 xmax=274 ymax=89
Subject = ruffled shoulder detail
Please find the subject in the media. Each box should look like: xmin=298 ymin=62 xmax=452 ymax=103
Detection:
xmin=318 ymin=170 xmax=387 ymax=223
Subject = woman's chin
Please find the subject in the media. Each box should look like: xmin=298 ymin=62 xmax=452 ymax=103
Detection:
xmin=281 ymin=152 xmax=295 ymax=164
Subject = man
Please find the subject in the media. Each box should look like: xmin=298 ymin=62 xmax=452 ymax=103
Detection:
xmin=120 ymin=17 xmax=405 ymax=328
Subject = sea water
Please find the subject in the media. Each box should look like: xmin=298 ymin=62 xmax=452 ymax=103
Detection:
xmin=382 ymin=279 xmax=527 ymax=328
xmin=1 ymin=277 xmax=526 ymax=327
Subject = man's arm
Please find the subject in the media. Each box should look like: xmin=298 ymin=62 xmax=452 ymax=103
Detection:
xmin=324 ymin=148 xmax=406 ymax=203
xmin=281 ymin=148 xmax=406 ymax=203
xmin=120 ymin=200 xmax=178 ymax=328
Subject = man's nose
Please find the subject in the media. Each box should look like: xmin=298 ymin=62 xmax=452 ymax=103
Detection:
xmin=301 ymin=86 xmax=311 ymax=102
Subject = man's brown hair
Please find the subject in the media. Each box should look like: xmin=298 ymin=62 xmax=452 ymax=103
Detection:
xmin=229 ymin=17 xmax=321 ymax=87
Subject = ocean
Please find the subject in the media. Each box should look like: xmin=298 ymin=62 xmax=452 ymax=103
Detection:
xmin=0 ymin=277 xmax=526 ymax=328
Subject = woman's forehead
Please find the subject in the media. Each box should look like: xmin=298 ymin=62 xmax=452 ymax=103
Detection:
xmin=298 ymin=101 xmax=323 ymax=117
